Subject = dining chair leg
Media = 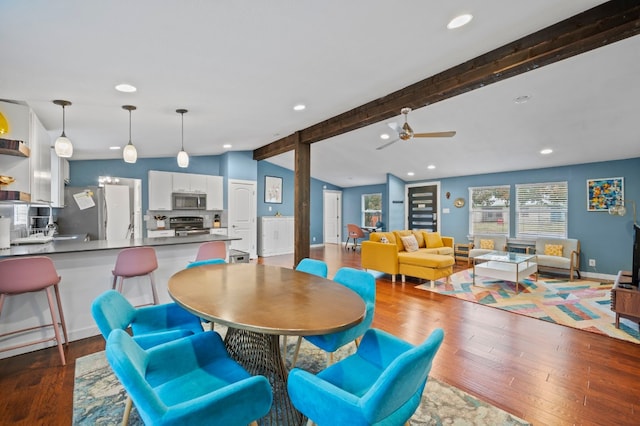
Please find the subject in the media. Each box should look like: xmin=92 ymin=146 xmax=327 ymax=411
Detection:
xmin=121 ymin=394 xmax=133 ymax=426
xmin=291 ymin=336 xmax=303 ymax=367
xmin=45 ymin=287 xmax=66 ymax=365
xmin=148 ymin=272 xmax=159 ymax=305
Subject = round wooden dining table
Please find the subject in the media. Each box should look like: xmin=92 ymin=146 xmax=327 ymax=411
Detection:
xmin=168 ymin=262 xmax=366 ymax=426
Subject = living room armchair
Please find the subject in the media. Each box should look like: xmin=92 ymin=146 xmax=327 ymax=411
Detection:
xmin=468 ymin=235 xmax=508 ymax=266
xmin=528 ymin=237 xmax=580 ymax=281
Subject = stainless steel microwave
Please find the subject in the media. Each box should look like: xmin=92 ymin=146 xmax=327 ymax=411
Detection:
xmin=172 ymin=193 xmax=207 ymax=210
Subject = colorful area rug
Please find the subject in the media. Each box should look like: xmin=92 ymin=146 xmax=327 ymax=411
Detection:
xmin=416 ymin=269 xmax=640 ymax=344
xmin=73 ymin=328 xmax=529 ymax=425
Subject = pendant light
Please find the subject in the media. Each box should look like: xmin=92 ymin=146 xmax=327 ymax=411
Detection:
xmin=176 ymin=108 xmax=189 ymax=168
xmin=122 ymin=105 xmax=137 ymax=163
xmin=53 ymin=100 xmax=73 ymax=158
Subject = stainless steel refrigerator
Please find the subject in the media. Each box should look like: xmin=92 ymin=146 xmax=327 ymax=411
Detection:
xmin=56 ymin=185 xmax=132 ymax=241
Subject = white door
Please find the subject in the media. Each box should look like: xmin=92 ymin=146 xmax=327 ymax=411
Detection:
xmin=323 ymin=189 xmax=342 ymax=244
xmin=104 ymin=184 xmax=131 ymax=240
xmin=228 ymin=179 xmax=257 ymax=258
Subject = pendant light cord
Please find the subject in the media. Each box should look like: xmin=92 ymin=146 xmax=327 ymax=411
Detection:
xmin=181 ymin=112 xmax=185 ymax=150
xmin=61 ymin=105 xmax=67 ymax=137
xmin=128 ymin=109 xmax=132 ymax=143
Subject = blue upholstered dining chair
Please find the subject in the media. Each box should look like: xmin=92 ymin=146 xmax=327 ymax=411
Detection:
xmin=92 ymin=290 xmax=205 ymax=425
xmin=106 ymin=329 xmax=273 ymax=426
xmin=291 ymin=267 xmax=376 ymax=367
xmin=295 ymin=258 xmax=329 ymax=278
xmin=288 ymin=327 xmax=445 ymax=426
xmin=186 ymin=258 xmax=226 ymax=269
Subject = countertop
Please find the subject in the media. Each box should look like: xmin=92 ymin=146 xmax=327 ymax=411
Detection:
xmin=0 ymin=233 xmax=239 ymax=258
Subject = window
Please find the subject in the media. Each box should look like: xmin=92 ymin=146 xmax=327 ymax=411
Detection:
xmin=469 ymin=185 xmax=510 ymax=235
xmin=362 ymin=193 xmax=382 ymax=227
xmin=515 ymin=181 xmax=568 ymax=238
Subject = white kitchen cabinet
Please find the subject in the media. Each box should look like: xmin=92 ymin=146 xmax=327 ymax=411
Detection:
xmin=148 ymin=170 xmax=173 ymax=210
xmin=51 ymin=156 xmax=69 ymax=207
xmin=206 ymin=175 xmax=223 ymax=210
xmin=29 ymin=111 xmax=52 ymax=204
xmin=172 ymin=172 xmax=206 ymax=193
xmin=258 ymin=216 xmax=294 ymax=257
xmin=147 ymin=229 xmax=175 ymax=238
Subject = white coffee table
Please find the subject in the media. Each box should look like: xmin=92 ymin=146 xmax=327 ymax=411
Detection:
xmin=473 ymin=251 xmax=538 ymax=293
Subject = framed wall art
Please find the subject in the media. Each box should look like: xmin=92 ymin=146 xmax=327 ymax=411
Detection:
xmin=587 ymin=176 xmax=623 ymax=211
xmin=264 ymin=176 xmax=283 ymax=204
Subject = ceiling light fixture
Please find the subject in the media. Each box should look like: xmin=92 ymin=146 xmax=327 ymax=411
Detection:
xmin=176 ymin=109 xmax=189 ymax=168
xmin=447 ymin=13 xmax=473 ymax=29
xmin=52 ymin=100 xmax=73 ymax=158
xmin=380 ymin=133 xmax=390 ymax=140
xmin=223 ymin=144 xmax=232 ymax=149
xmin=540 ymin=148 xmax=553 ymax=155
xmin=115 ymin=83 xmax=137 ymax=93
xmin=427 ymin=165 xmax=436 ymax=169
xmin=109 ymin=146 xmax=121 ymax=150
xmin=293 ymin=104 xmax=306 ymax=111
xmin=122 ymin=105 xmax=137 ymax=163
xmin=407 ymin=172 xmax=415 ymax=176
xmin=514 ymin=95 xmax=531 ymax=104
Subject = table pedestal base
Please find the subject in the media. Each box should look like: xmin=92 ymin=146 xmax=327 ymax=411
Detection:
xmin=225 ymin=328 xmax=303 ymax=426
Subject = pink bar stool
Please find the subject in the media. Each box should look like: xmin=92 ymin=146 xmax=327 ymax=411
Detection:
xmin=0 ymin=256 xmax=69 ymax=365
xmin=112 ymin=247 xmax=159 ymax=306
xmin=194 ymin=241 xmax=227 ymax=261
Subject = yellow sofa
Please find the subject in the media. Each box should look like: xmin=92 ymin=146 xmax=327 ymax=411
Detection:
xmin=361 ymin=230 xmax=455 ymax=285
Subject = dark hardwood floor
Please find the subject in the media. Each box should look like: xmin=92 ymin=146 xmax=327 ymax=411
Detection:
xmin=1 ymin=244 xmax=638 ymax=425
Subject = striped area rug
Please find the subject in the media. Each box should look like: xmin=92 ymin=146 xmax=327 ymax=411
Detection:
xmin=416 ymin=269 xmax=640 ymax=344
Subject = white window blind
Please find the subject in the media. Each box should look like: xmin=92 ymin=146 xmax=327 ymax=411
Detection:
xmin=468 ymin=185 xmax=510 ymax=236
xmin=515 ymin=181 xmax=568 ymax=238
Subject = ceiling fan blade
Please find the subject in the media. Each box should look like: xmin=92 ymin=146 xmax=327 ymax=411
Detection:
xmin=376 ymin=138 xmax=400 ymax=150
xmin=413 ymin=131 xmax=456 ymax=138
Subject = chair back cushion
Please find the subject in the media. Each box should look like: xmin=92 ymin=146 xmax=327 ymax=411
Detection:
xmin=347 ymin=224 xmax=365 ymax=238
xmin=295 ymin=258 xmax=328 ymax=278
xmin=362 ymin=328 xmax=445 ymax=422
xmin=91 ymin=290 xmax=137 ymax=340
xmin=0 ymin=256 xmax=60 ymax=294
xmin=113 ymin=247 xmax=158 ymax=277
xmin=195 ymin=241 xmax=227 ymax=261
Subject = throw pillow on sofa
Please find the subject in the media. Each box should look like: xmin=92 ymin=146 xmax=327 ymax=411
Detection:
xmin=544 ymin=244 xmax=563 ymax=257
xmin=401 ymin=235 xmax=419 ymax=252
xmin=423 ymin=232 xmax=444 ymax=248
xmin=480 ymin=239 xmax=495 ymax=250
xmin=412 ymin=230 xmax=426 ymax=248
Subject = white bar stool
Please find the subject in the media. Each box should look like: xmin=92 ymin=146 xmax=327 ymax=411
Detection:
xmin=0 ymin=256 xmax=69 ymax=365
xmin=112 ymin=247 xmax=159 ymax=306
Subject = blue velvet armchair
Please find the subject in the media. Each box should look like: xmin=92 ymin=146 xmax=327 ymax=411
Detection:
xmin=295 ymin=258 xmax=329 ymax=278
xmin=106 ymin=329 xmax=273 ymax=426
xmin=291 ymin=267 xmax=376 ymax=367
xmin=288 ymin=327 xmax=445 ymax=425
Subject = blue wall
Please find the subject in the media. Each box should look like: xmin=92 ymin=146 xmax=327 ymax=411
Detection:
xmin=386 ymin=173 xmax=406 ymax=232
xmin=423 ymin=157 xmax=640 ymax=275
xmin=343 ymin=184 xmax=387 ymax=233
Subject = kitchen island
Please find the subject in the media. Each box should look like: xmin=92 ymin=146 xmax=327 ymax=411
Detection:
xmin=0 ymin=234 xmax=239 ymax=360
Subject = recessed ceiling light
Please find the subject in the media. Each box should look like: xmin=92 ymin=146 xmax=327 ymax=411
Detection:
xmin=540 ymin=148 xmax=553 ymax=155
xmin=115 ymin=83 xmax=137 ymax=93
xmin=427 ymin=165 xmax=436 ymax=170
xmin=293 ymin=104 xmax=306 ymax=111
xmin=109 ymin=146 xmax=121 ymax=150
xmin=380 ymin=133 xmax=390 ymax=140
xmin=514 ymin=95 xmax=531 ymax=104
xmin=223 ymin=144 xmax=232 ymax=149
xmin=407 ymin=172 xmax=415 ymax=176
xmin=447 ymin=14 xmax=473 ymax=29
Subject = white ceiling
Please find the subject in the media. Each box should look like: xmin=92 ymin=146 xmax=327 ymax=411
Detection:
xmin=2 ymin=1 xmax=637 ymax=188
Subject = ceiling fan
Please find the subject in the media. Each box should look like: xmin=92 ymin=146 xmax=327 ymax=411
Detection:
xmin=376 ymin=107 xmax=456 ymax=150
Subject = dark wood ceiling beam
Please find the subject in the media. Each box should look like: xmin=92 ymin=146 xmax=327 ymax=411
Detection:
xmin=253 ymin=0 xmax=640 ymax=161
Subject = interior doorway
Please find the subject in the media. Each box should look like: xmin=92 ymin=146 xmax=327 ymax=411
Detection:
xmin=228 ymin=179 xmax=257 ymax=258
xmin=323 ymin=189 xmax=342 ymax=244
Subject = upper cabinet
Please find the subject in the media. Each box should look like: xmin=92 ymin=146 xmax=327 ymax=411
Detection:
xmin=148 ymin=170 xmax=173 ymax=210
xmin=51 ymin=156 xmax=69 ymax=207
xmin=29 ymin=111 xmax=52 ymax=204
xmin=172 ymin=172 xmax=207 ymax=193
xmin=206 ymin=175 xmax=223 ymax=210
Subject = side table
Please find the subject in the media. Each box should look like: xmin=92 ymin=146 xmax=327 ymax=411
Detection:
xmin=611 ymin=270 xmax=640 ymax=329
